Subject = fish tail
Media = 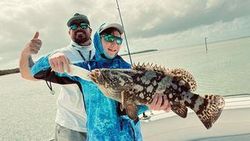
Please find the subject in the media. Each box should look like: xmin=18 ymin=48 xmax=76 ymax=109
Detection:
xmin=191 ymin=94 xmax=225 ymax=129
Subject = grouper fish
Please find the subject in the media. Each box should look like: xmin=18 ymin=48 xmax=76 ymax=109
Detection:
xmin=88 ymin=63 xmax=225 ymax=129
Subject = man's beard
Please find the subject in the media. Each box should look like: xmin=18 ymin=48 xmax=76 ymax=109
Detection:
xmin=73 ymin=30 xmax=90 ymax=45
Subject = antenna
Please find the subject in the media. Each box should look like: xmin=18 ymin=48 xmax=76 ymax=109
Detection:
xmin=115 ymin=0 xmax=133 ymax=64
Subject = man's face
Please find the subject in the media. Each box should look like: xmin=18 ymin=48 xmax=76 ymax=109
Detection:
xmin=69 ymin=21 xmax=92 ymax=45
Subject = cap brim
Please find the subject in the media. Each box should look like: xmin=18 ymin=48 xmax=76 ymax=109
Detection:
xmin=99 ymin=23 xmax=124 ymax=34
xmin=67 ymin=18 xmax=89 ymax=27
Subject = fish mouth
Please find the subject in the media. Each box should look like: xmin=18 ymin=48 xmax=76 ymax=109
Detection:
xmin=89 ymin=69 xmax=101 ymax=83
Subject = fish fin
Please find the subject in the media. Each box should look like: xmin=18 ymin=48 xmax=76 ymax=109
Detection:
xmin=132 ymin=63 xmax=167 ymax=74
xmin=125 ymin=101 xmax=138 ymax=120
xmin=171 ymin=68 xmax=197 ymax=91
xmin=121 ymin=90 xmax=125 ymax=109
xmin=117 ymin=102 xmax=127 ymax=116
xmin=195 ymin=95 xmax=225 ymax=129
xmin=119 ymin=102 xmax=125 ymax=112
xmin=171 ymin=103 xmax=188 ymax=118
xmin=122 ymin=90 xmax=138 ymax=120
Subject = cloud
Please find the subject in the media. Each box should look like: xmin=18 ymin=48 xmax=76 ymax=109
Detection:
xmin=124 ymin=0 xmax=250 ymax=38
xmin=0 ymin=0 xmax=250 ymax=66
xmin=126 ymin=15 xmax=250 ymax=52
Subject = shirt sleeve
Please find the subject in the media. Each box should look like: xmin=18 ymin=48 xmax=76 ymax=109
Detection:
xmin=31 ymin=55 xmax=79 ymax=84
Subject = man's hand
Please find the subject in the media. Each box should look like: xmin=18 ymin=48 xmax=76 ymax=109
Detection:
xmin=148 ymin=94 xmax=171 ymax=112
xmin=19 ymin=32 xmax=41 ymax=80
xmin=22 ymin=32 xmax=42 ymax=56
xmin=49 ymin=53 xmax=70 ymax=73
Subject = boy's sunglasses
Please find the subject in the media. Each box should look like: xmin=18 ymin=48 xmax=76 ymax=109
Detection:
xmin=69 ymin=23 xmax=89 ymax=30
xmin=102 ymin=34 xmax=123 ymax=45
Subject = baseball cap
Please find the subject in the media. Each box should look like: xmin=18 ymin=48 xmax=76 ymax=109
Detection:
xmin=99 ymin=23 xmax=124 ymax=34
xmin=67 ymin=13 xmax=90 ymax=27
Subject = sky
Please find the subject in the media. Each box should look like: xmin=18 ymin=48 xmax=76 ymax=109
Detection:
xmin=0 ymin=0 xmax=250 ymax=68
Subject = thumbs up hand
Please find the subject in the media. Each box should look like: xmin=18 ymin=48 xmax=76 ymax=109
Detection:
xmin=23 ymin=32 xmax=42 ymax=56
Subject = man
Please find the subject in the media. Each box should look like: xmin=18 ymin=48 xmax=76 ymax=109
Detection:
xmin=20 ymin=13 xmax=170 ymax=141
xmin=20 ymin=13 xmax=94 ymax=141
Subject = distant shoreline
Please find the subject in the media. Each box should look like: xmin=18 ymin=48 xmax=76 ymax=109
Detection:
xmin=0 ymin=68 xmax=20 ymax=76
xmin=208 ymin=35 xmax=250 ymax=45
xmin=120 ymin=49 xmax=158 ymax=56
xmin=0 ymin=49 xmax=158 ymax=76
xmin=160 ymin=35 xmax=250 ymax=52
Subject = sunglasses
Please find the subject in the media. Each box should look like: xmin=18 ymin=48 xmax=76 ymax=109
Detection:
xmin=69 ymin=23 xmax=89 ymax=30
xmin=102 ymin=34 xmax=123 ymax=45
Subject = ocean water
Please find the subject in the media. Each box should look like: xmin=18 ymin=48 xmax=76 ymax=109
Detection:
xmin=127 ymin=37 xmax=250 ymax=96
xmin=0 ymin=75 xmax=60 ymax=140
xmin=0 ymin=37 xmax=250 ymax=140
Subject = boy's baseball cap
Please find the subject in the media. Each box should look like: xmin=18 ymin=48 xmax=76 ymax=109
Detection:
xmin=99 ymin=23 xmax=124 ymax=34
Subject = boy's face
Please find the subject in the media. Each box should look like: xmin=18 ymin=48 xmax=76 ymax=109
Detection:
xmin=101 ymin=30 xmax=122 ymax=58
